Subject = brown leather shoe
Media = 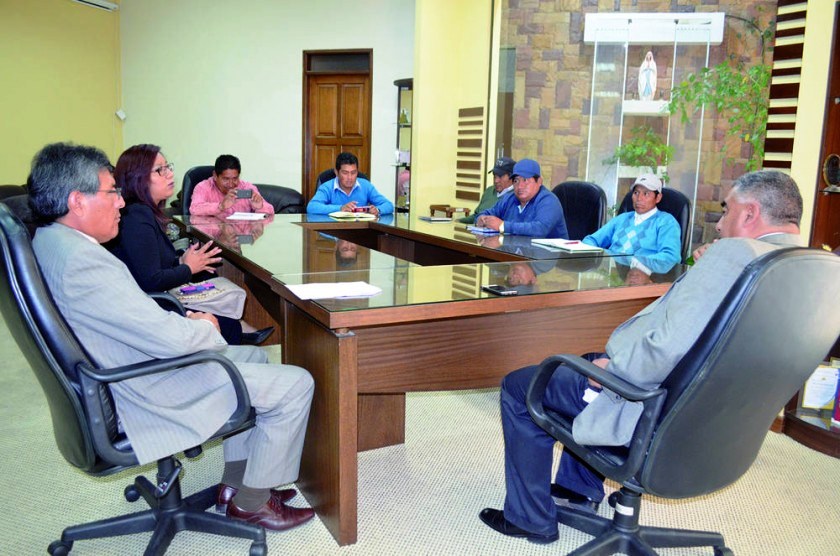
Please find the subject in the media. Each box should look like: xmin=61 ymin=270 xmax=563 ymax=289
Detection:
xmin=227 ymin=496 xmax=315 ymax=532
xmin=216 ymin=483 xmax=297 ymax=514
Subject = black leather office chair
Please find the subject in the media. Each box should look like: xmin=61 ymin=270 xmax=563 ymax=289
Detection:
xmin=552 ymin=181 xmax=607 ymax=240
xmin=254 ymin=183 xmax=305 ymax=214
xmin=180 ymin=165 xmax=214 ymax=216
xmin=0 ymin=204 xmax=267 ymax=555
xmin=618 ymin=187 xmax=692 ymax=262
xmin=526 ymin=247 xmax=840 ymax=556
xmin=316 ymin=168 xmax=369 ymax=186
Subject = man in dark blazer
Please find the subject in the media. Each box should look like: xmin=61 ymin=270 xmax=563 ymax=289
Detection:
xmin=28 ymin=143 xmax=315 ymax=533
xmin=480 ymin=170 xmax=805 ymax=543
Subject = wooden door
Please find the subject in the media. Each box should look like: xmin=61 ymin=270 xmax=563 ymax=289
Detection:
xmin=304 ymin=73 xmax=371 ymax=202
xmin=810 ymin=5 xmax=840 ymax=250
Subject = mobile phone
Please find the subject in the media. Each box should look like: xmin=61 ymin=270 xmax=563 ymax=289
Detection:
xmin=352 ymin=205 xmax=371 ymax=213
xmin=236 ymin=234 xmax=254 ymax=245
xmin=482 ymin=284 xmax=518 ymax=296
xmin=179 ymin=283 xmax=216 ymax=294
xmin=235 ymin=188 xmax=253 ymax=199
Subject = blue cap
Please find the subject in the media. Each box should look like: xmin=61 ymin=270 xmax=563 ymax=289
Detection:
xmin=511 ymin=158 xmax=541 ymax=179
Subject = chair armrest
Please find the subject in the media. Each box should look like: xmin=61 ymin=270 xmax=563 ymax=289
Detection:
xmin=77 ymin=350 xmax=252 ymax=466
xmin=148 ymin=291 xmax=186 ymax=316
xmin=526 ymin=354 xmax=667 ymax=484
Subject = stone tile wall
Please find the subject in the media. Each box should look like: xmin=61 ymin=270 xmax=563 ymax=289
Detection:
xmin=501 ymin=0 xmax=777 ymax=245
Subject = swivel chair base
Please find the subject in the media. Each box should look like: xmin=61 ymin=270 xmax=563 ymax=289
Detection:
xmin=47 ymin=457 xmax=267 ymax=556
xmin=558 ymin=487 xmax=732 ymax=556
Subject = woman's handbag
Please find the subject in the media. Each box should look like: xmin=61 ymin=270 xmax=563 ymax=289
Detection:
xmin=168 ymin=276 xmax=246 ymax=320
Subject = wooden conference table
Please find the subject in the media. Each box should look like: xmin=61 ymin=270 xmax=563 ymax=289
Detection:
xmin=180 ymin=213 xmax=681 ymax=546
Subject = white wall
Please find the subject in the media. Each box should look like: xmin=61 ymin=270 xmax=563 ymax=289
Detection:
xmin=120 ymin=0 xmax=414 ymax=199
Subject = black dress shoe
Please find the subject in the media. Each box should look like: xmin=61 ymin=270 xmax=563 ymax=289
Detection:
xmin=478 ymin=508 xmax=558 ymax=544
xmin=215 ymin=483 xmax=297 ymax=514
xmin=227 ymin=497 xmax=315 ymax=532
xmin=550 ymin=483 xmax=600 ymax=514
xmin=241 ymin=326 xmax=274 ymax=345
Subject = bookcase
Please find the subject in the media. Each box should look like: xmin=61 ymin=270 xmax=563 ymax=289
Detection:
xmin=394 ymin=78 xmax=413 ymax=213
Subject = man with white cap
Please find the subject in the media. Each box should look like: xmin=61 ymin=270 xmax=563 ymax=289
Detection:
xmin=581 ymin=173 xmax=681 ymax=268
xmin=475 ymin=158 xmax=568 ymax=239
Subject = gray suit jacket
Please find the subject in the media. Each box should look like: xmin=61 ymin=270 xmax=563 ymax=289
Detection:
xmin=34 ymin=223 xmax=241 ymax=464
xmin=572 ymin=233 xmax=802 ymax=446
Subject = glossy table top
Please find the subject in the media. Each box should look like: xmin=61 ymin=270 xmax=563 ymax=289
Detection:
xmin=180 ymin=214 xmax=683 ymax=315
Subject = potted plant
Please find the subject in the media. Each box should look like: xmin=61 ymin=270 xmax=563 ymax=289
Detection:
xmin=603 ymin=125 xmax=674 ymax=183
xmin=666 ymin=16 xmax=773 ymax=171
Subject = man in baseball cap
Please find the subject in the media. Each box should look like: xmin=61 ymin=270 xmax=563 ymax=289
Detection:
xmin=460 ymin=157 xmax=516 ymax=224
xmin=581 ymin=173 xmax=680 ymax=267
xmin=475 ymin=158 xmax=568 ymax=238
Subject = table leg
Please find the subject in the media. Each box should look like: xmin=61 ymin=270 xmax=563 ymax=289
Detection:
xmin=283 ymin=303 xmax=359 ymax=545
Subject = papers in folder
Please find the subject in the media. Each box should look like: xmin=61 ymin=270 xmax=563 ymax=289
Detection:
xmin=226 ymin=212 xmax=267 ymax=221
xmin=531 ymin=238 xmax=603 ymax=253
xmin=466 ymin=225 xmax=499 ymax=234
xmin=328 ymin=211 xmax=377 ymax=220
xmin=286 ymin=281 xmax=382 ymax=300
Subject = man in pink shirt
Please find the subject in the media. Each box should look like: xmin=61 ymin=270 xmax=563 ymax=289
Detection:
xmin=189 ymin=154 xmax=274 ymax=217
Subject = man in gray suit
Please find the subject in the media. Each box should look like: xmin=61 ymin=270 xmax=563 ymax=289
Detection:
xmin=480 ymin=170 xmax=804 ymax=543
xmin=28 ymin=143 xmax=315 ymax=532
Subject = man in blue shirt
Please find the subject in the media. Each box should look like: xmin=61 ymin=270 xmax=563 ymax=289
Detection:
xmin=582 ymin=174 xmax=681 ymax=266
xmin=307 ymin=152 xmax=394 ymax=216
xmin=475 ymin=159 xmax=568 ymax=239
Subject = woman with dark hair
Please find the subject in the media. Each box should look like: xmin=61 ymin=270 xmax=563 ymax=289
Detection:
xmin=112 ymin=144 xmax=272 ymax=345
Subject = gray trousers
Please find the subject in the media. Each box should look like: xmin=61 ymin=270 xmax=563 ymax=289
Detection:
xmin=220 ymin=346 xmax=314 ymax=489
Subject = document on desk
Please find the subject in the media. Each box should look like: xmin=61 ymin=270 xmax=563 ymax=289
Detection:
xmin=531 ymin=238 xmax=603 ymax=253
xmin=286 ymin=281 xmax=383 ymax=300
xmin=328 ymin=211 xmax=377 ymax=220
xmin=226 ymin=212 xmax=268 ymax=221
xmin=418 ymin=216 xmax=452 ymax=222
xmin=466 ymin=225 xmax=500 ymax=234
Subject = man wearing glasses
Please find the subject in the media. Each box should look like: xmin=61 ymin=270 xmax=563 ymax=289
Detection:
xmin=475 ymin=159 xmax=568 ymax=239
xmin=189 ymin=154 xmax=273 ymax=217
xmin=28 ymin=143 xmax=316 ymax=532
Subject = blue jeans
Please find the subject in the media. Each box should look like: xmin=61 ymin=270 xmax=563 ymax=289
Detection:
xmin=500 ymin=353 xmax=606 ymax=536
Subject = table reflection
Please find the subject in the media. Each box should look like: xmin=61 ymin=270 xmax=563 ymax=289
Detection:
xmin=274 ymin=255 xmax=684 ymax=312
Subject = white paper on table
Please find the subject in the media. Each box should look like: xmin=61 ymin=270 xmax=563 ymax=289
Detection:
xmin=226 ymin=212 xmax=267 ymax=221
xmin=286 ymin=281 xmax=382 ymax=300
xmin=801 ymin=365 xmax=839 ymax=409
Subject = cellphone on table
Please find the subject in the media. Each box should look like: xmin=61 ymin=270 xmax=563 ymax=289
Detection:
xmin=481 ymin=284 xmax=518 ymax=296
xmin=352 ymin=205 xmax=372 ymax=213
xmin=235 ymin=188 xmax=253 ymax=199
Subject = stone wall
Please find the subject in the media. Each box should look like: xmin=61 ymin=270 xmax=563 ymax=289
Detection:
xmin=501 ymin=0 xmax=777 ymax=245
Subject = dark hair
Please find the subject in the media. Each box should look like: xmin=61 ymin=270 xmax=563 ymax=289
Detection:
xmin=114 ymin=144 xmax=168 ymax=224
xmin=29 ymin=142 xmax=112 ymax=223
xmin=731 ymin=170 xmax=803 ymax=227
xmin=335 ymin=152 xmax=359 ymax=171
xmin=214 ymin=154 xmax=241 ymax=174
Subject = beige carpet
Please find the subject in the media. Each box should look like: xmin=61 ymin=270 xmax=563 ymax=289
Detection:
xmin=1 ymin=328 xmax=838 ymax=555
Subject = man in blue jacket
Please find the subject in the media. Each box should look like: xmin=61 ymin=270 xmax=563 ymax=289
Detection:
xmin=307 ymin=152 xmax=393 ymax=216
xmin=475 ymin=159 xmax=568 ymax=239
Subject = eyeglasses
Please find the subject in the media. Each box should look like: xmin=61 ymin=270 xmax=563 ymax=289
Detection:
xmin=152 ymin=162 xmax=175 ymax=176
xmin=96 ymin=187 xmax=122 ymax=196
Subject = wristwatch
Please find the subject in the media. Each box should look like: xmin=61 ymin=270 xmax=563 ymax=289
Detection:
xmin=499 ymin=222 xmax=505 ymax=234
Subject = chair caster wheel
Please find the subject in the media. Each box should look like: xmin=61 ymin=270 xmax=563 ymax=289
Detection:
xmin=48 ymin=540 xmax=72 ymax=555
xmin=714 ymin=547 xmax=734 ymax=556
xmin=124 ymin=484 xmax=140 ymax=502
xmin=249 ymin=541 xmax=267 ymax=556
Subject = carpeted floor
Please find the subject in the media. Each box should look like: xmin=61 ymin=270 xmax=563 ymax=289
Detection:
xmin=1 ymin=328 xmax=838 ymax=555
